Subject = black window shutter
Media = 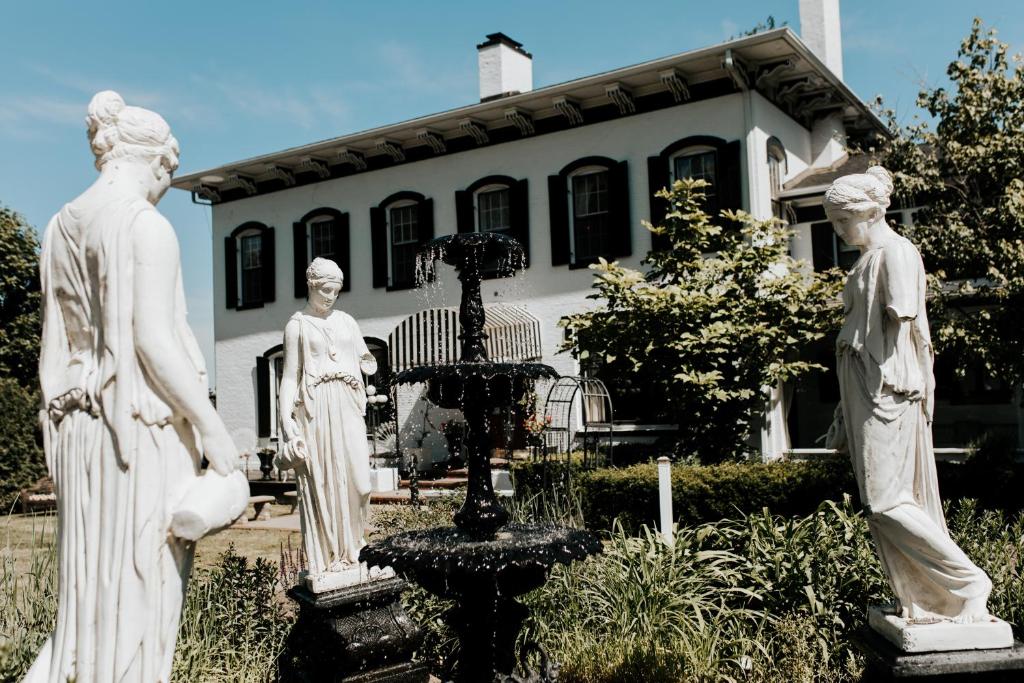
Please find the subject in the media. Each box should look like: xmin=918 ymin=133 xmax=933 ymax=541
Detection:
xmin=455 ymin=190 xmax=474 ymax=234
xmin=719 ymin=140 xmax=743 ymax=215
xmin=811 ymin=222 xmax=836 ymax=271
xmin=261 ymin=227 xmax=276 ymax=303
xmin=510 ymin=178 xmax=530 ymax=266
xmin=293 ymin=221 xmax=308 ymax=299
xmin=647 ymin=155 xmax=670 ymax=251
xmin=609 ymin=160 xmax=632 ymax=258
xmin=335 ymin=212 xmax=351 ymax=292
xmin=547 ymin=175 xmax=570 ymax=266
xmin=419 ymin=198 xmax=435 ymax=243
xmin=370 ymin=206 xmax=388 ymax=288
xmin=224 ymin=236 xmax=238 ymax=309
xmin=256 ymin=356 xmax=271 ymax=439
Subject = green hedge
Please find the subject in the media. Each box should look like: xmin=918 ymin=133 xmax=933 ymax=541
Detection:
xmin=513 ymin=446 xmax=1024 ymax=534
xmin=513 ymin=457 xmax=857 ymax=533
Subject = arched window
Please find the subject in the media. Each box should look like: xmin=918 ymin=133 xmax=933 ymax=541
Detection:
xmin=225 ymin=222 xmax=275 ymax=310
xmin=255 ymin=344 xmax=284 ymax=448
xmin=293 ymin=208 xmax=351 ymax=298
xmin=766 ymin=137 xmax=788 ymax=220
xmin=456 ymin=175 xmax=531 ymax=266
xmin=362 ymin=337 xmax=395 ymax=432
xmin=670 ymin=145 xmax=719 ymax=216
xmin=370 ymin=192 xmax=434 ymax=290
xmin=647 ymin=136 xmax=742 ymax=250
xmin=547 ymin=156 xmax=630 ymax=268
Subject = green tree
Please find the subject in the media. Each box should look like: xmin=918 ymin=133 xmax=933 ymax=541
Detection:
xmin=879 ymin=19 xmax=1024 ymax=387
xmin=560 ymin=180 xmax=842 ymax=462
xmin=0 ymin=205 xmax=41 ymax=387
xmin=0 ymin=376 xmax=45 ymax=511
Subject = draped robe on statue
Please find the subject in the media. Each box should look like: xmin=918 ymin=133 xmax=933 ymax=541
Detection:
xmin=836 ymin=234 xmax=990 ymax=620
xmin=286 ymin=311 xmax=373 ymax=574
xmin=26 ymin=197 xmax=207 ymax=683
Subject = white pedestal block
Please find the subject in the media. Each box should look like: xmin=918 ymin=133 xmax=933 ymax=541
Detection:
xmin=868 ymin=605 xmax=1014 ymax=653
xmin=303 ymin=563 xmax=395 ymax=594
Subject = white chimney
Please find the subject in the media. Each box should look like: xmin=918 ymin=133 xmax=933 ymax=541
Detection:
xmin=799 ymin=0 xmax=843 ymax=80
xmin=477 ymin=33 xmax=533 ymax=102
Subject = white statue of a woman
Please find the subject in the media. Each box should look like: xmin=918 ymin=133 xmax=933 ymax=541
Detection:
xmin=824 ymin=166 xmax=1010 ymax=648
xmin=277 ymin=257 xmax=378 ymax=591
xmin=26 ymin=91 xmax=248 ymax=683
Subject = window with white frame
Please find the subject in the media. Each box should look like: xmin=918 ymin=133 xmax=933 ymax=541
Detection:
xmin=475 ymin=185 xmax=512 ymax=235
xmin=309 ymin=216 xmax=336 ymax=261
xmin=570 ymin=167 xmax=611 ymax=263
xmin=239 ymin=230 xmax=263 ymax=304
xmin=671 ymin=147 xmax=718 ymax=215
xmin=767 ymin=139 xmax=787 ymax=220
xmin=388 ymin=201 xmax=419 ymax=288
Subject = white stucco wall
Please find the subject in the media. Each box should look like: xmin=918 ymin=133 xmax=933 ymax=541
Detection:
xmin=208 ymin=92 xmax=822 ymax=454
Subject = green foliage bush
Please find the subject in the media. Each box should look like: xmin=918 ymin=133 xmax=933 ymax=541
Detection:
xmin=560 ymin=180 xmax=842 ymax=462
xmin=173 ymin=545 xmax=292 ymax=682
xmin=513 ymin=457 xmax=858 ymax=534
xmin=0 ymin=377 xmax=46 ymax=512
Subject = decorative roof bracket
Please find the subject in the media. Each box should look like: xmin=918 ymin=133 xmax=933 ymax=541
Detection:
xmin=658 ymin=69 xmax=690 ymax=102
xmin=256 ymin=164 xmax=296 ymax=187
xmin=604 ymin=83 xmax=635 ymax=115
xmin=458 ymin=118 xmax=490 ymax=145
xmin=754 ymin=58 xmax=797 ymax=96
xmin=224 ymin=173 xmax=257 ymax=196
xmin=191 ymin=184 xmax=221 ymax=203
xmin=416 ymin=128 xmax=447 ymax=154
xmin=335 ymin=147 xmax=367 ymax=171
xmin=552 ymin=95 xmax=584 ymax=125
xmin=375 ymin=139 xmax=406 ymax=163
xmin=296 ymin=156 xmax=331 ymax=179
xmin=503 ymin=107 xmax=535 ymax=136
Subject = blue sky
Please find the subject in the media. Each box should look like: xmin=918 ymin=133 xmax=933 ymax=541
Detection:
xmin=2 ymin=0 xmax=1022 ymax=384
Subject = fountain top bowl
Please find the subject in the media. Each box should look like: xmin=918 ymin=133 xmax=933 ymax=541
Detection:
xmin=420 ymin=232 xmax=525 ymax=271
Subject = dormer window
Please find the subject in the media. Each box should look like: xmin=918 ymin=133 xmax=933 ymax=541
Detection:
xmin=225 ymin=222 xmax=275 ymax=310
xmin=371 ymin=192 xmax=434 ymax=291
xmin=292 ymin=208 xmax=350 ymax=298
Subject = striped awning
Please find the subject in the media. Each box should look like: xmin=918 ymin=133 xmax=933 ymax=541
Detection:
xmin=388 ymin=303 xmax=543 ymax=372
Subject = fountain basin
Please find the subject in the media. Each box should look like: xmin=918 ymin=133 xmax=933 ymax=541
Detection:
xmin=361 ymin=524 xmax=600 ymax=681
xmin=396 ymin=361 xmax=558 ymax=410
xmin=361 ymin=523 xmax=599 ymax=599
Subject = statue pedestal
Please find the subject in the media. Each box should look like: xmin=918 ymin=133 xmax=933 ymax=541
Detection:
xmin=855 ymin=623 xmax=1024 ymax=682
xmin=279 ymin=577 xmax=428 ymax=683
xmin=868 ymin=606 xmax=1014 ymax=653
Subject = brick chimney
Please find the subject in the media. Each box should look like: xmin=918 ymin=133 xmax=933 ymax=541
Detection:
xmin=477 ymin=33 xmax=533 ymax=102
xmin=799 ymin=0 xmax=843 ymax=80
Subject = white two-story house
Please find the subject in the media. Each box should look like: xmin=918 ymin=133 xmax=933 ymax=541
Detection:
xmin=176 ymin=1 xmax=967 ymax=465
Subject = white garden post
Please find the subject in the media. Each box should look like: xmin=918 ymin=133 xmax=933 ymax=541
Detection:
xmin=657 ymin=456 xmax=674 ymax=547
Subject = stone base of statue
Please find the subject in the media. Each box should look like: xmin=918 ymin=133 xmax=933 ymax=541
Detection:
xmin=278 ymin=576 xmax=428 ymax=683
xmin=855 ymin=611 xmax=1024 ymax=682
xmin=868 ymin=606 xmax=1014 ymax=653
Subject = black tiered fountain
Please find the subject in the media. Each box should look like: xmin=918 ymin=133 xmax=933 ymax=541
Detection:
xmin=361 ymin=232 xmax=600 ymax=682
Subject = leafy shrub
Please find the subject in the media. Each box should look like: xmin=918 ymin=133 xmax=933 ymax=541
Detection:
xmin=0 ymin=377 xmax=46 ymax=512
xmin=513 ymin=457 xmax=857 ymax=533
xmin=173 ymin=545 xmax=291 ymax=682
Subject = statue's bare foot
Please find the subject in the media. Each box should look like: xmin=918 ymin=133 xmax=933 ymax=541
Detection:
xmin=955 ymin=577 xmax=992 ymax=624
